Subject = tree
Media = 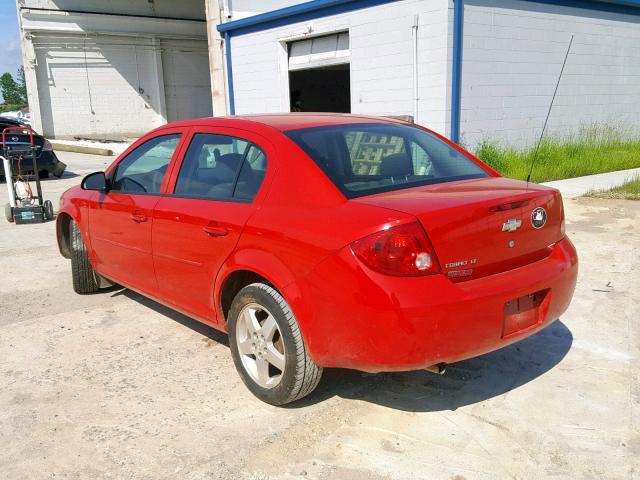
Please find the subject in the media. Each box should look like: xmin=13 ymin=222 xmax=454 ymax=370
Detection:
xmin=0 ymin=68 xmax=28 ymax=109
xmin=1 ymin=73 xmax=21 ymax=105
xmin=17 ymin=67 xmax=27 ymax=105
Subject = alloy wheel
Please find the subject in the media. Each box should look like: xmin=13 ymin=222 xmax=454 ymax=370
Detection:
xmin=235 ymin=303 xmax=286 ymax=388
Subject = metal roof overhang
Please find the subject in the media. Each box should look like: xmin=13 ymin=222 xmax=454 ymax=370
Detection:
xmin=217 ymin=0 xmax=640 ymax=36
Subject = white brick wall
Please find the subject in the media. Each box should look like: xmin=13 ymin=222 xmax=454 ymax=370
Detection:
xmin=229 ymin=0 xmax=451 ymax=136
xmin=20 ymin=0 xmax=211 ymax=139
xmin=33 ymin=34 xmax=165 ymax=139
xmin=461 ymin=0 xmax=640 ymax=149
xmin=230 ymin=0 xmax=640 ymax=148
xmin=31 ymin=34 xmax=212 ymax=139
xmin=25 ymin=0 xmax=640 ymax=143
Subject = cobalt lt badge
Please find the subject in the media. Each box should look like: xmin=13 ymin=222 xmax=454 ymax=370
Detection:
xmin=531 ymin=207 xmax=547 ymax=229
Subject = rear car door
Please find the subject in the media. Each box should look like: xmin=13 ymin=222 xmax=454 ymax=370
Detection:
xmin=88 ymin=132 xmax=182 ymax=294
xmin=152 ymin=128 xmax=271 ymax=323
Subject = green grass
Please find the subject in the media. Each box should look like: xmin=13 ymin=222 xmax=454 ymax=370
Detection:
xmin=474 ymin=128 xmax=640 ymax=183
xmin=584 ymin=176 xmax=640 ymax=200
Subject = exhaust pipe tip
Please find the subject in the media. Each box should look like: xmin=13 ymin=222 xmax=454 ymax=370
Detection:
xmin=424 ymin=363 xmax=447 ymax=375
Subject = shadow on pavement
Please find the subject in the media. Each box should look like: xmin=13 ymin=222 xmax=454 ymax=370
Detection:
xmin=114 ymin=288 xmax=229 ymax=347
xmin=47 ymin=171 xmax=80 ymax=180
xmin=299 ymin=320 xmax=573 ymax=412
xmin=116 ymin=287 xmax=572 ymax=412
xmin=0 ymin=171 xmax=79 ymax=182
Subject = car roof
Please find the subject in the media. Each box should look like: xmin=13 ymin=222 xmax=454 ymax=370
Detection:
xmin=161 ymin=113 xmax=411 ymax=133
xmin=0 ymin=117 xmax=24 ymax=126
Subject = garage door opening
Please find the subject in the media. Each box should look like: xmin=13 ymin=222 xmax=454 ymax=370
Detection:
xmin=288 ymin=32 xmax=351 ymax=113
xmin=289 ymin=65 xmax=350 ymax=113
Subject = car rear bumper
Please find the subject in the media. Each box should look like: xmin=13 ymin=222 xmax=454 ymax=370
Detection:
xmin=287 ymin=236 xmax=578 ymax=372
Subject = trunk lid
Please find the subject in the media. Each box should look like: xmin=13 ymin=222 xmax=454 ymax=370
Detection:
xmin=354 ymin=177 xmax=565 ymax=281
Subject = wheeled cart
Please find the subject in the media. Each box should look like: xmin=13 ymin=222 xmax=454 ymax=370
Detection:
xmin=2 ymin=126 xmax=54 ymax=224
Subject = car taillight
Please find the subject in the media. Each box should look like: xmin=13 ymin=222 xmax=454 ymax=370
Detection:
xmin=43 ymin=140 xmax=53 ymax=151
xmin=350 ymin=222 xmax=441 ymax=276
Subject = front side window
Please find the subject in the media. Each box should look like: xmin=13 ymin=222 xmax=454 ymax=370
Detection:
xmin=174 ymin=133 xmax=267 ymax=201
xmin=111 ymin=134 xmax=181 ymax=194
xmin=286 ymin=123 xmax=489 ymax=198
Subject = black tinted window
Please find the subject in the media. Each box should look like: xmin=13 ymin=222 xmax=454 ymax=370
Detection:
xmin=112 ymin=134 xmax=180 ymax=194
xmin=0 ymin=122 xmax=19 ymax=131
xmin=286 ymin=123 xmax=489 ymax=198
xmin=175 ymin=134 xmax=267 ymax=201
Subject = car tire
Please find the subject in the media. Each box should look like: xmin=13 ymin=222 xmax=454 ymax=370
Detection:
xmin=70 ymin=220 xmax=100 ymax=294
xmin=43 ymin=200 xmax=54 ymax=220
xmin=228 ymin=282 xmax=322 ymax=405
xmin=5 ymin=203 xmax=13 ymax=223
xmin=52 ymin=162 xmax=67 ymax=178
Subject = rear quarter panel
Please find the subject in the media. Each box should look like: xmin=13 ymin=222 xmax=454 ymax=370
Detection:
xmin=214 ymin=133 xmax=417 ymax=327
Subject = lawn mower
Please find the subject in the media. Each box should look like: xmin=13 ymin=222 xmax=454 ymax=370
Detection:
xmin=2 ymin=125 xmax=54 ymax=224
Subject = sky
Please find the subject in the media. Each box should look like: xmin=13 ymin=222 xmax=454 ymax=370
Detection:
xmin=0 ymin=1 xmax=23 ymax=101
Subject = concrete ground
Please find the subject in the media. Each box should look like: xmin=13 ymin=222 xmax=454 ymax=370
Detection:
xmin=542 ymin=167 xmax=640 ymax=198
xmin=0 ymin=151 xmax=638 ymax=480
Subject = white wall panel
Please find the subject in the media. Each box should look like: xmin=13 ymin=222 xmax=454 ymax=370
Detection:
xmin=162 ymin=39 xmax=213 ymax=122
xmin=20 ymin=0 xmax=211 ymax=139
xmin=32 ymin=34 xmax=164 ymax=139
xmin=230 ymin=0 xmax=451 ymax=136
xmin=32 ymin=35 xmax=213 ymax=138
xmin=461 ymin=0 xmax=640 ymax=149
xmin=224 ymin=0 xmax=300 ymax=20
xmin=288 ymin=31 xmax=350 ymax=70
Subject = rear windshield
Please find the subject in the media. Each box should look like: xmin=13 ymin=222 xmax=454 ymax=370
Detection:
xmin=1 ymin=122 xmax=24 ymax=131
xmin=285 ymin=123 xmax=489 ymax=198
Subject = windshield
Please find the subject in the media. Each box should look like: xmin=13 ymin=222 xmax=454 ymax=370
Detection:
xmin=285 ymin=123 xmax=490 ymax=198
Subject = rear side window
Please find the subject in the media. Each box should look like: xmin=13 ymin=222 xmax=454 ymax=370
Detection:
xmin=174 ymin=133 xmax=267 ymax=201
xmin=111 ymin=134 xmax=181 ymax=194
xmin=286 ymin=123 xmax=489 ymax=198
xmin=234 ymin=145 xmax=267 ymax=201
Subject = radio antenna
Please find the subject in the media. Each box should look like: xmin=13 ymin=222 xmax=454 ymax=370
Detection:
xmin=526 ymin=35 xmax=574 ymax=186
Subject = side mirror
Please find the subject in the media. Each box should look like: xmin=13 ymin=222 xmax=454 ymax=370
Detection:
xmin=81 ymin=171 xmax=109 ymax=191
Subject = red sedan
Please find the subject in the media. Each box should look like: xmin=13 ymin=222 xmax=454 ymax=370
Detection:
xmin=56 ymin=114 xmax=578 ymax=405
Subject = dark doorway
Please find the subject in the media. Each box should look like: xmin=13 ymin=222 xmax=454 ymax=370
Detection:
xmin=289 ymin=64 xmax=350 ymax=113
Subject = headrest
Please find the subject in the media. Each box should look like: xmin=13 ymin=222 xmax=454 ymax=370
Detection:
xmin=215 ymin=153 xmax=244 ymax=182
xmin=380 ymin=153 xmax=413 ymax=178
xmin=217 ymin=153 xmax=244 ymax=168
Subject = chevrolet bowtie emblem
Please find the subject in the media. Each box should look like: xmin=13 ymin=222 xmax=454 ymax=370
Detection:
xmin=502 ymin=219 xmax=522 ymax=232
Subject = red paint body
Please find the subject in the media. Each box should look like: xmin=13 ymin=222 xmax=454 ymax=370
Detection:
xmin=57 ymin=114 xmax=578 ymax=372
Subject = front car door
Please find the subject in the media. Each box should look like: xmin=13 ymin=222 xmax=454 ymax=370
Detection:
xmin=88 ymin=131 xmax=183 ymax=294
xmin=152 ymin=127 xmax=271 ymax=324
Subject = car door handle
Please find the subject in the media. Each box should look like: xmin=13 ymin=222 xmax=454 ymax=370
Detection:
xmin=130 ymin=211 xmax=147 ymax=223
xmin=203 ymin=224 xmax=228 ymax=237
